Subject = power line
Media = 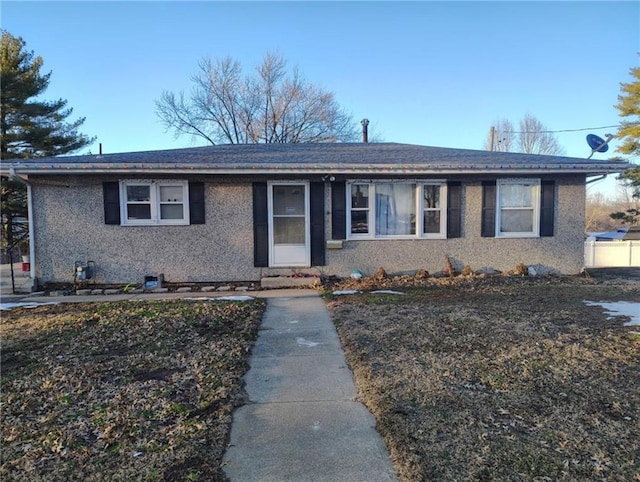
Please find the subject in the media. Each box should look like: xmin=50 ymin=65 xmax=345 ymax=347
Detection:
xmin=502 ymin=122 xmax=640 ymax=135
xmin=505 ymin=124 xmax=625 ymax=134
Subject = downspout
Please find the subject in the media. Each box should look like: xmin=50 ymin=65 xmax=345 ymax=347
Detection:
xmin=27 ymin=182 xmax=35 ymax=283
xmin=9 ymin=168 xmax=36 ymax=289
xmin=586 ymin=174 xmax=607 ymax=184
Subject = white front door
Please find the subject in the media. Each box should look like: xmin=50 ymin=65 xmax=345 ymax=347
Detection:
xmin=268 ymin=182 xmax=310 ymax=267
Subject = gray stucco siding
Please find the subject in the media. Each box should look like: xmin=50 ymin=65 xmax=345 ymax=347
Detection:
xmin=31 ymin=176 xmax=261 ymax=285
xmin=324 ymin=175 xmax=586 ymax=275
xmin=30 ymin=173 xmax=586 ymax=286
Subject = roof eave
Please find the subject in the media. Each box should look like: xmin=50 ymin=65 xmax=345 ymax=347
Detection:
xmin=2 ymin=164 xmax=628 ymax=177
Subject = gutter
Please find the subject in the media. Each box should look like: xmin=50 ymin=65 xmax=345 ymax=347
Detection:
xmin=1 ymin=164 xmax=630 ymax=176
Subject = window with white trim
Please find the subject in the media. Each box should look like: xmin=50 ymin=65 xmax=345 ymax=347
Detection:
xmin=496 ymin=179 xmax=540 ymax=237
xmin=120 ymin=180 xmax=190 ymax=225
xmin=347 ymin=181 xmax=447 ymax=239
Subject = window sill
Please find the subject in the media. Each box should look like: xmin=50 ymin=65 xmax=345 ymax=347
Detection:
xmin=121 ymin=220 xmax=190 ymax=226
xmin=496 ymin=233 xmax=540 ymax=239
xmin=347 ymin=235 xmax=447 ymax=241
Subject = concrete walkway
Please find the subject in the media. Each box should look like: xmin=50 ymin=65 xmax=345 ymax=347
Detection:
xmin=222 ymin=291 xmax=397 ymax=481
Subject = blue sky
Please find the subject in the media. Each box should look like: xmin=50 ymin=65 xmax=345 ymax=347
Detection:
xmin=1 ymin=1 xmax=638 ymax=196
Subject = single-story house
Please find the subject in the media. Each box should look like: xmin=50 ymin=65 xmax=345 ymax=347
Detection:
xmin=2 ymin=142 xmax=630 ymax=287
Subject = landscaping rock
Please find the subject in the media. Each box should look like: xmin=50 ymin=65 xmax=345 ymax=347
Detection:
xmin=76 ymin=289 xmax=92 ymax=295
xmin=373 ymin=267 xmax=388 ymax=280
xmin=201 ymin=286 xmax=217 ymax=292
xmin=217 ymin=285 xmax=232 ymax=292
xmin=512 ymin=263 xmax=529 ymax=276
xmin=461 ymin=265 xmax=474 ymax=277
xmin=91 ymin=289 xmax=104 ymax=295
xmin=176 ymin=287 xmax=192 ymax=293
xmin=104 ymin=289 xmax=121 ymax=295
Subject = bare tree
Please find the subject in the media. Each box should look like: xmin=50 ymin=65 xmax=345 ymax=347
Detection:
xmin=585 ymin=192 xmax=618 ymax=233
xmin=518 ymin=114 xmax=565 ymax=155
xmin=587 ymin=180 xmax=640 ymax=232
xmin=484 ymin=118 xmax=515 ymax=152
xmin=156 ymin=52 xmax=358 ymax=145
xmin=485 ymin=114 xmax=564 ymax=155
xmin=609 ymin=179 xmax=640 ymax=225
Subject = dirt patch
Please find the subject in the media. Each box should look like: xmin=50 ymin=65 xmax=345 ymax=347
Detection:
xmin=584 ymin=267 xmax=640 ymax=284
xmin=0 ymin=298 xmax=265 ymax=482
xmin=327 ymin=276 xmax=640 ymax=481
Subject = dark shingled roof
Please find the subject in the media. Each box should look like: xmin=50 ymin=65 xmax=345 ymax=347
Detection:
xmin=2 ymin=142 xmax=630 ymax=175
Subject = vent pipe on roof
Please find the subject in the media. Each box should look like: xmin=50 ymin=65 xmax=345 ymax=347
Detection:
xmin=361 ymin=119 xmax=370 ymax=143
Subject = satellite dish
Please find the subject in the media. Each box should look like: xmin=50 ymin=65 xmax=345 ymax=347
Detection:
xmin=586 ymin=134 xmax=609 ymax=153
xmin=586 ymin=133 xmax=614 ymax=159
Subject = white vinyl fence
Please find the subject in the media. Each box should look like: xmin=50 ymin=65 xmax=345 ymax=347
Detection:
xmin=584 ymin=240 xmax=640 ymax=268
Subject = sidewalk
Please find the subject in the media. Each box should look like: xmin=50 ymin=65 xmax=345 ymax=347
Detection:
xmin=222 ymin=291 xmax=397 ymax=481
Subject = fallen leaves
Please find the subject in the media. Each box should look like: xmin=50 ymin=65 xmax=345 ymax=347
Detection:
xmin=329 ymin=278 xmax=640 ymax=481
xmin=1 ymin=298 xmax=265 ymax=481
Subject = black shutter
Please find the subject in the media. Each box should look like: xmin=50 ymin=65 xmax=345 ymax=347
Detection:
xmin=310 ymin=182 xmax=326 ymax=266
xmin=446 ymin=182 xmax=462 ymax=238
xmin=103 ymin=182 xmax=121 ymax=225
xmin=331 ymin=181 xmax=346 ymax=240
xmin=253 ymin=182 xmax=269 ymax=267
xmin=539 ymin=180 xmax=555 ymax=237
xmin=481 ymin=181 xmax=496 ymax=237
xmin=189 ymin=182 xmax=205 ymax=224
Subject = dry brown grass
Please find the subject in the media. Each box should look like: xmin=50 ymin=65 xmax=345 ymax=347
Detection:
xmin=1 ymin=299 xmax=265 ymax=482
xmin=3 ymin=275 xmax=638 ymax=481
xmin=327 ymin=276 xmax=640 ymax=481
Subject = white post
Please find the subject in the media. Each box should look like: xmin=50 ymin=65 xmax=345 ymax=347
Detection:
xmin=27 ymin=183 xmax=35 ymax=282
xmin=584 ymin=238 xmax=595 ymax=268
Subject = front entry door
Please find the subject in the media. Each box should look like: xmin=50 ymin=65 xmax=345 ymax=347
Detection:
xmin=269 ymin=182 xmax=310 ymax=267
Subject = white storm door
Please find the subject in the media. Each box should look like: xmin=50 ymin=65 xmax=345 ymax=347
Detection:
xmin=268 ymin=182 xmax=310 ymax=267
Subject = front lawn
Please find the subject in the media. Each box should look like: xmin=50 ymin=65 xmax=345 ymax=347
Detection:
xmin=1 ymin=299 xmax=265 ymax=481
xmin=3 ymin=276 xmax=638 ymax=481
xmin=328 ymin=277 xmax=640 ymax=481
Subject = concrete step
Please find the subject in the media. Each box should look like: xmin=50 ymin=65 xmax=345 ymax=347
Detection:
xmin=260 ymin=276 xmax=320 ymax=289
